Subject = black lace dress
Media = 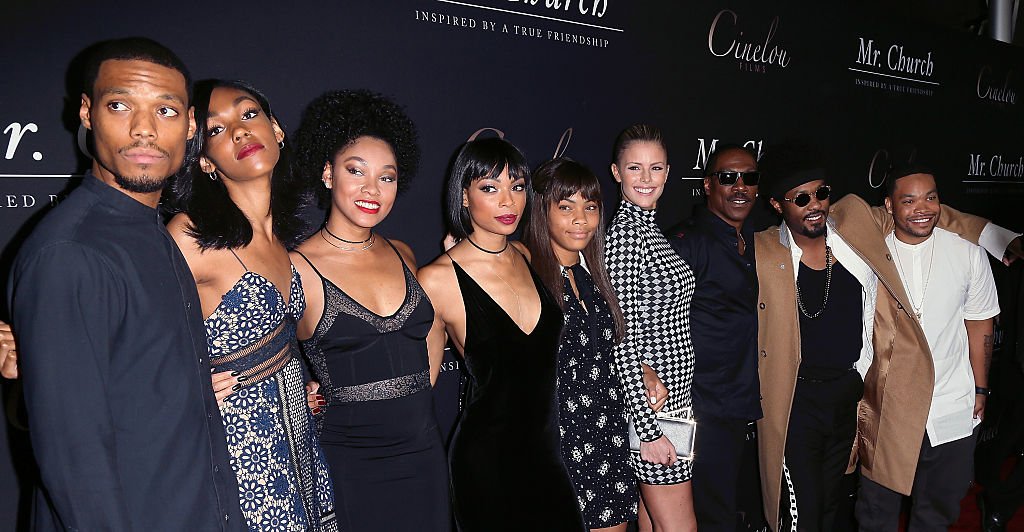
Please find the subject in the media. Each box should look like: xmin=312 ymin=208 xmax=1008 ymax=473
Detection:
xmin=297 ymin=242 xmax=450 ymax=531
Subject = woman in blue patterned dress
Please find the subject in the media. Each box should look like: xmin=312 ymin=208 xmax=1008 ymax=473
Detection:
xmin=605 ymin=125 xmax=697 ymax=532
xmin=167 ymin=79 xmax=337 ymax=531
xmin=523 ymin=157 xmax=638 ymax=532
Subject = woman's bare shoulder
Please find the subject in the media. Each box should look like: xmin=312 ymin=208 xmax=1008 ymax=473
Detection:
xmin=510 ymin=240 xmax=531 ymax=262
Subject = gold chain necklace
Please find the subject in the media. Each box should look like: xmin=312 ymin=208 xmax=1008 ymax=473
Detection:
xmin=468 ymin=238 xmax=522 ymax=326
xmin=795 ymin=246 xmax=833 ymax=319
xmin=493 ymin=269 xmax=522 ymax=327
xmin=890 ymin=233 xmax=935 ymax=319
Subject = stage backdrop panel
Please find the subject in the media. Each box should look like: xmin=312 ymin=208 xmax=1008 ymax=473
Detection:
xmin=1 ymin=0 xmax=1021 ymax=528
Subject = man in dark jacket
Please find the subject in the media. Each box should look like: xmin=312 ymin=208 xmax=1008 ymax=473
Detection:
xmin=668 ymin=143 xmax=762 ymax=531
xmin=7 ymin=37 xmax=243 ymax=531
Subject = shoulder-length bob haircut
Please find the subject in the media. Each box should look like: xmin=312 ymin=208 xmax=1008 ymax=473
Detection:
xmin=168 ymin=79 xmax=307 ymax=250
xmin=445 ymin=136 xmax=532 ymax=240
xmin=524 ymin=157 xmax=625 ymax=342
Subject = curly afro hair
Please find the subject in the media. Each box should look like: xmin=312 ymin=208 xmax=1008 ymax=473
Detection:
xmin=292 ymin=89 xmax=420 ymax=209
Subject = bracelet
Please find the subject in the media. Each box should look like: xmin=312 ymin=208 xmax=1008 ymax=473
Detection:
xmin=975 ymin=386 xmax=991 ymax=396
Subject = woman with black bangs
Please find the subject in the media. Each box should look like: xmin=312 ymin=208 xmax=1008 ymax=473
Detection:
xmin=289 ymin=89 xmax=451 ymax=531
xmin=418 ymin=137 xmax=587 ymax=531
xmin=523 ymin=158 xmax=638 ymax=532
xmin=166 ymin=79 xmax=337 ymax=531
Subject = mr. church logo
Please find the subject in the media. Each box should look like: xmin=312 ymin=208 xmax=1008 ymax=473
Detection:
xmin=707 ymin=9 xmax=791 ymax=73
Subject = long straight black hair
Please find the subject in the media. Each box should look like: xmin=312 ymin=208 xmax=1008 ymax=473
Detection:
xmin=524 ymin=157 xmax=625 ymax=342
xmin=169 ymin=79 xmax=307 ymax=250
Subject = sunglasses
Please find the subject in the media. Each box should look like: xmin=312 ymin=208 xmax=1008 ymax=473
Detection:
xmin=709 ymin=170 xmax=761 ymax=186
xmin=782 ymin=185 xmax=831 ymax=207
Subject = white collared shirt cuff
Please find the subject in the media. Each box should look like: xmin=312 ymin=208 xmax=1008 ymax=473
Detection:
xmin=979 ymin=224 xmax=1021 ymax=260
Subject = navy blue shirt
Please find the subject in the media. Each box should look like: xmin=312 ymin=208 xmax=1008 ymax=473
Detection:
xmin=8 ymin=174 xmax=243 ymax=531
xmin=668 ymin=207 xmax=762 ymax=421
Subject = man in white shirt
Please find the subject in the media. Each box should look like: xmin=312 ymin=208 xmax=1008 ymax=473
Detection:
xmin=856 ymin=164 xmax=1001 ymax=530
xmin=754 ymin=147 xmax=1020 ymax=531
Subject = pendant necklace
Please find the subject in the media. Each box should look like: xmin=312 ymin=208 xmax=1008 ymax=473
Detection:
xmin=320 ymin=228 xmax=375 ymax=251
xmin=467 ymin=236 xmax=521 ymax=326
xmin=891 ymin=234 xmax=935 ymax=320
xmin=795 ymin=245 xmax=833 ymax=319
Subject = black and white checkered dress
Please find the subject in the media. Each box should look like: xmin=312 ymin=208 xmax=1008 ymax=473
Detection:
xmin=606 ymin=199 xmax=696 ymax=484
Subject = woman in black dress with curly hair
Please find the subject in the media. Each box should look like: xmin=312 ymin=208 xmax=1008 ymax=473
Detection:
xmin=290 ymin=90 xmax=450 ymax=531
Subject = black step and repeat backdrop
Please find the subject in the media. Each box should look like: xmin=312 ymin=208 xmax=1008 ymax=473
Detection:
xmin=1 ymin=0 xmax=1022 ymax=527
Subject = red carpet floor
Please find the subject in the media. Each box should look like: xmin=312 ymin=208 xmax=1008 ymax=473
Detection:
xmin=895 ymin=482 xmax=1024 ymax=531
xmin=948 ymin=483 xmax=1024 ymax=532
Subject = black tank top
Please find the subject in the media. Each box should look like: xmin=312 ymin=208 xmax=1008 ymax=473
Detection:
xmin=797 ymin=258 xmax=863 ymax=380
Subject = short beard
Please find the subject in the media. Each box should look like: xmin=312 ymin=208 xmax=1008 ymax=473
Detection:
xmin=115 ymin=173 xmax=170 ymax=194
xmin=799 ymin=223 xmax=827 ymax=239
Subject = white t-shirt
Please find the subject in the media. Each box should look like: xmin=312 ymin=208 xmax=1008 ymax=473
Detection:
xmin=886 ymin=228 xmax=1000 ymax=446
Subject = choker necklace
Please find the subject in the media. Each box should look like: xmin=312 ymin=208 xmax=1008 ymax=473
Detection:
xmin=795 ymin=245 xmax=833 ymax=319
xmin=320 ymin=228 xmax=375 ymax=251
xmin=466 ymin=236 xmax=508 ymax=255
xmin=323 ymin=225 xmax=372 ymax=244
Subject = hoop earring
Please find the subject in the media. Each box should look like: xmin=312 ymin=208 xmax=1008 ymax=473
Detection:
xmin=208 ymin=171 xmax=218 ymax=181
xmin=279 ymin=139 xmax=285 ymax=149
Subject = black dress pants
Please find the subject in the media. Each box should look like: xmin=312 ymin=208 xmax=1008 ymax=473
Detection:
xmin=856 ymin=428 xmax=978 ymax=531
xmin=692 ymin=414 xmax=750 ymax=532
xmin=780 ymin=371 xmax=862 ymax=532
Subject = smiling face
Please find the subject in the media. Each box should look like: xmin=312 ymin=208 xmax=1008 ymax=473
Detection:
xmin=885 ymin=173 xmax=940 ymax=244
xmin=79 ymin=59 xmax=196 ymax=195
xmin=547 ymin=191 xmax=599 ymax=266
xmin=462 ymin=166 xmax=527 ymax=236
xmin=611 ymin=140 xmax=669 ymax=209
xmin=322 ymin=136 xmax=399 ymax=234
xmin=199 ymin=86 xmax=283 ymax=182
xmin=704 ymin=147 xmax=758 ymax=229
xmin=770 ymin=179 xmax=830 ymax=240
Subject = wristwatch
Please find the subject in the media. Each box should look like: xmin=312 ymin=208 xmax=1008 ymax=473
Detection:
xmin=975 ymin=386 xmax=991 ymax=396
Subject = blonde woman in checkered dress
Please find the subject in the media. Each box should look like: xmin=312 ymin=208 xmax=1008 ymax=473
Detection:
xmin=606 ymin=125 xmax=697 ymax=532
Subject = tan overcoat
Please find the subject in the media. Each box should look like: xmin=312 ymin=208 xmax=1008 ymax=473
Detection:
xmin=754 ymin=194 xmax=989 ymax=530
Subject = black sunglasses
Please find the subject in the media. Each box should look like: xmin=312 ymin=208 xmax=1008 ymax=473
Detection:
xmin=710 ymin=170 xmax=761 ymax=186
xmin=782 ymin=185 xmax=831 ymax=208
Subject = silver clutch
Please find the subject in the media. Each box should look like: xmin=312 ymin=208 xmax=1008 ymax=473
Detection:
xmin=627 ymin=408 xmax=696 ymax=461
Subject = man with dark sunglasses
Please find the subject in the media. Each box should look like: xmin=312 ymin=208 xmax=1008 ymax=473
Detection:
xmin=752 ymin=149 xmax=1022 ymax=532
xmin=667 ymin=143 xmax=763 ymax=531
xmin=755 ymin=148 xmax=872 ymax=531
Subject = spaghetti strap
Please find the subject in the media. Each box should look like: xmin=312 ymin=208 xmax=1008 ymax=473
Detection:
xmin=293 ymin=250 xmax=327 ymax=280
xmin=228 ymin=248 xmax=249 ymax=271
xmin=511 ymin=246 xmax=528 ymax=265
xmin=380 ymin=237 xmax=411 ymax=270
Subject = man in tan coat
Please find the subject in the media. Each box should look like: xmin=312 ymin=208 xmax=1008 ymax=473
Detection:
xmin=754 ymin=154 xmax=1021 ymax=531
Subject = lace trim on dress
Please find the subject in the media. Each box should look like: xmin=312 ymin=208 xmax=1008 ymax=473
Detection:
xmin=329 ymin=370 xmax=431 ymax=403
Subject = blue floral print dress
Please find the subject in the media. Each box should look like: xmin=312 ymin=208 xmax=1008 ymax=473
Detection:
xmin=205 ymin=261 xmax=338 ymax=532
